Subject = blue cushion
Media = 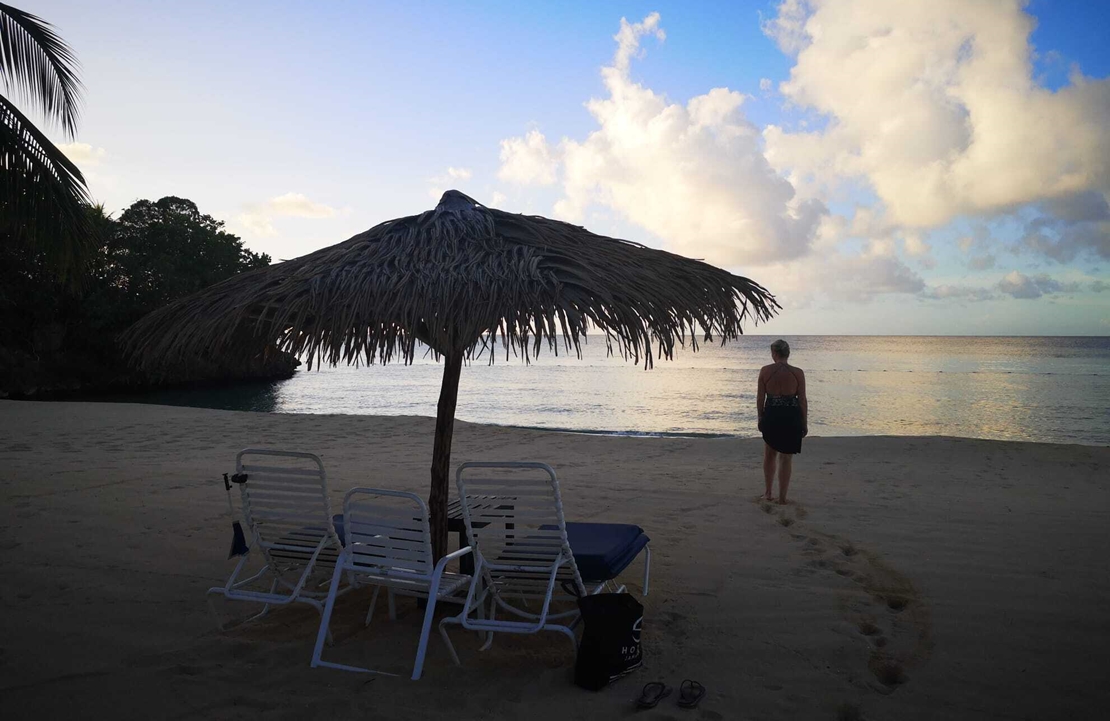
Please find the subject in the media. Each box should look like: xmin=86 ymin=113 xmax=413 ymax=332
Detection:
xmin=334 ymin=513 xmax=647 ymax=581
xmin=564 ymin=522 xmax=650 ymax=582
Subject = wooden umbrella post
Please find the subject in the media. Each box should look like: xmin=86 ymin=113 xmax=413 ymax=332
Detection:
xmin=429 ymin=350 xmax=464 ymax=561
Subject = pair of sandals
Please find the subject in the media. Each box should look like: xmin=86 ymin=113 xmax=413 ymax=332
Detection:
xmin=636 ymin=680 xmax=705 ymax=709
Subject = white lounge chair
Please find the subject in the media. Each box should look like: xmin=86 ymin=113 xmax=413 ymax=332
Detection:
xmin=311 ymin=488 xmax=473 ymax=680
xmin=439 ymin=461 xmax=649 ymax=666
xmin=206 ymin=449 xmax=349 ymax=634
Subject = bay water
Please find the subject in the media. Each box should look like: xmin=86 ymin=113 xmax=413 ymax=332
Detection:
xmin=121 ymin=336 xmax=1109 ymax=446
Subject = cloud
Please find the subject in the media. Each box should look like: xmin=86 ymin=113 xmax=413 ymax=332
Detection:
xmin=903 ymin=233 xmax=930 ymax=258
xmin=59 ymin=142 xmax=106 ymax=166
xmin=759 ymin=78 xmax=772 ymax=92
xmin=264 ymin=192 xmax=337 ymax=219
xmin=924 ymin=271 xmax=1092 ymax=301
xmin=968 ymin=254 xmax=996 ymax=270
xmin=1092 ymin=280 xmax=1107 ymax=293
xmin=762 ymin=0 xmax=1110 ymax=230
xmin=761 ymin=0 xmax=810 ymax=55
xmin=498 ymin=130 xmax=558 ymax=186
xmin=490 ymin=191 xmax=507 ymax=206
xmin=762 ymin=220 xmax=926 ymax=304
xmin=237 ymin=192 xmax=339 ymax=237
xmin=498 ymin=13 xmax=825 ymax=267
xmin=1019 ymin=193 xmax=1110 ymax=262
xmin=429 ymin=166 xmax=475 ymax=186
xmin=996 ymin=271 xmax=1080 ymax=299
xmin=428 ymin=167 xmax=478 ymax=200
xmin=921 ymin=284 xmax=996 ymax=302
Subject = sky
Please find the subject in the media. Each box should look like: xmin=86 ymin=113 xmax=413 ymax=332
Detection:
xmin=26 ymin=0 xmax=1110 ymax=335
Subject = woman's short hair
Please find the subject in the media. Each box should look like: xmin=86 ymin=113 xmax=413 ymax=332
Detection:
xmin=770 ymin=339 xmax=790 ymax=358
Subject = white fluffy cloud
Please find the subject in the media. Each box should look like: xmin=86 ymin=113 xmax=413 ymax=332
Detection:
xmin=497 ymin=131 xmax=558 ymax=186
xmin=428 ymin=167 xmax=477 ymax=200
xmin=996 ymin=271 xmax=1080 ymax=299
xmin=237 ymin=192 xmax=339 ymax=237
xmin=757 ymin=216 xmax=926 ymax=305
xmin=59 ymin=142 xmax=106 ymax=166
xmin=763 ymin=0 xmax=1110 ymax=231
xmin=498 ymin=13 xmax=825 ymax=266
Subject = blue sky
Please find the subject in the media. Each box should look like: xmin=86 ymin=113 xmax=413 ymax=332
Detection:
xmin=28 ymin=0 xmax=1110 ymax=335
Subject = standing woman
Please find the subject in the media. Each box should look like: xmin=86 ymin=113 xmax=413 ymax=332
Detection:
xmin=757 ymin=339 xmax=808 ymax=503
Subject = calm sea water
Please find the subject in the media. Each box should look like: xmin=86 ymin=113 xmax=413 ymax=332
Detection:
xmin=120 ymin=336 xmax=1110 ymax=446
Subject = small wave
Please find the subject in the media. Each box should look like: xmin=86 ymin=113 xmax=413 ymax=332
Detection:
xmin=497 ymin=423 xmax=741 ymax=439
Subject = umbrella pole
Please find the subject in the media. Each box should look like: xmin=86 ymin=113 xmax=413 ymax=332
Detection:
xmin=429 ymin=350 xmax=463 ymax=561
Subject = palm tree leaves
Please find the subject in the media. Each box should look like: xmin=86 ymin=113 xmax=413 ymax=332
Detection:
xmin=0 ymin=2 xmax=83 ymax=137
xmin=0 ymin=94 xmax=90 ymax=282
xmin=0 ymin=3 xmax=88 ymax=285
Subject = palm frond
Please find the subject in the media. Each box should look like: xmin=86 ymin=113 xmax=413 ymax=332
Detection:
xmin=122 ymin=191 xmax=779 ymax=376
xmin=0 ymin=2 xmax=83 ymax=137
xmin=0 ymin=92 xmax=90 ymax=284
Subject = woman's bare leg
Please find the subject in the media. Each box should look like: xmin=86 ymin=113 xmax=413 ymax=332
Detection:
xmin=763 ymin=444 xmax=777 ymax=500
xmin=778 ymin=453 xmax=793 ymax=503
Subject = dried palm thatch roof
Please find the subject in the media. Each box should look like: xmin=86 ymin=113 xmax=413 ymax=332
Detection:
xmin=121 ymin=190 xmax=778 ymax=372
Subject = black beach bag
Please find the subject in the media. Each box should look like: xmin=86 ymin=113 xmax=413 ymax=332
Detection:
xmin=574 ymin=593 xmax=644 ymax=691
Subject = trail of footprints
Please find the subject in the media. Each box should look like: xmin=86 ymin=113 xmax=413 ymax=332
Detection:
xmin=756 ymin=498 xmax=933 ymax=694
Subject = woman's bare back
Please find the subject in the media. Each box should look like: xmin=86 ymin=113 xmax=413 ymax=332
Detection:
xmin=760 ymin=362 xmax=801 ymax=396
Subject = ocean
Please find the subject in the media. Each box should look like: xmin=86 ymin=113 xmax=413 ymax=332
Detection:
xmin=120 ymin=336 xmax=1110 ymax=447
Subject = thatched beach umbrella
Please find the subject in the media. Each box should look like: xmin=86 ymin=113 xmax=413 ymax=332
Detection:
xmin=122 ymin=191 xmax=778 ymax=559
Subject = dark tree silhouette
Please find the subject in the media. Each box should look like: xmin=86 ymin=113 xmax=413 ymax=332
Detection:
xmin=0 ymin=3 xmax=90 ymax=285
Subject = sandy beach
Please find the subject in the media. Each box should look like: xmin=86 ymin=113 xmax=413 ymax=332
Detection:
xmin=1 ymin=400 xmax=1107 ymax=720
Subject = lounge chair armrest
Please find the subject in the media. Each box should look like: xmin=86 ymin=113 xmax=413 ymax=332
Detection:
xmin=444 ymin=545 xmax=473 ymax=561
xmin=432 ymin=545 xmax=472 ymax=577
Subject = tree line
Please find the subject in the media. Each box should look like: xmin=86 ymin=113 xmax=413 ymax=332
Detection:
xmin=0 ymin=5 xmax=284 ymax=396
xmin=0 ymin=197 xmax=277 ymax=395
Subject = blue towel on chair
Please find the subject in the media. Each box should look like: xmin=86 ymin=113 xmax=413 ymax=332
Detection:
xmin=564 ymin=522 xmax=649 ymax=582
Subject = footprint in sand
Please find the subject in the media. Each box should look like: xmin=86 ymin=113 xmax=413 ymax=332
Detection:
xmin=759 ymin=504 xmax=931 ymax=693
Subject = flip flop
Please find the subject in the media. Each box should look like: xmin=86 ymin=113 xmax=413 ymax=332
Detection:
xmin=677 ymin=679 xmax=706 ymax=709
xmin=635 ymin=682 xmax=672 ymax=709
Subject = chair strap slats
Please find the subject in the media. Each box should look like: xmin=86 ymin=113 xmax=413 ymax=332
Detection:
xmin=459 ymin=475 xmax=553 ymax=484
xmin=246 ymin=487 xmax=329 ymax=500
xmin=467 ymin=511 xmax=561 ymax=522
xmin=347 ymin=527 xmax=426 ymax=544
xmin=351 ymin=545 xmax=429 ymax=565
xmin=240 ymin=464 xmax=323 ymax=478
xmin=248 ymin=512 xmax=331 ymax=526
xmin=246 ymin=499 xmax=330 ymax=514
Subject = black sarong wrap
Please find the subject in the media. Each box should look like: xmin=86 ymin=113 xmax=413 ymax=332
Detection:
xmin=761 ymin=395 xmax=804 ymax=454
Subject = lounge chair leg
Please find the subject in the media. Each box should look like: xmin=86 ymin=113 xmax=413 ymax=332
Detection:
xmin=310 ymin=562 xmax=346 ymax=667
xmin=643 ymin=545 xmax=651 ymax=596
xmin=479 ymin=604 xmax=497 ymax=652
xmin=412 ymin=595 xmax=439 ymax=680
xmin=438 ymin=616 xmax=461 ymax=666
xmin=205 ymin=589 xmax=230 ymax=630
xmin=556 ymin=625 xmax=578 ymax=654
xmin=253 ymin=579 xmax=280 ymax=621
xmin=366 ymin=587 xmax=381 ymax=627
xmin=304 ymin=598 xmax=334 ymax=645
